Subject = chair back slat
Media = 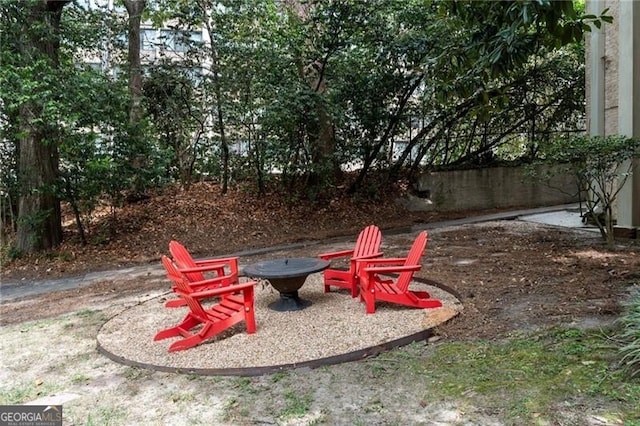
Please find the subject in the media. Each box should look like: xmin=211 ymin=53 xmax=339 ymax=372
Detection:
xmin=161 ymin=255 xmax=183 ymax=286
xmin=396 ymin=231 xmax=428 ymax=293
xmin=161 ymin=255 xmax=208 ymax=318
xmin=353 ymin=225 xmax=382 ymax=258
xmin=169 ymin=240 xmax=205 ymax=282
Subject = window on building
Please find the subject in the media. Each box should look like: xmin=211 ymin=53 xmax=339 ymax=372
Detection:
xmin=175 ymin=31 xmax=202 ymax=52
xmin=159 ymin=30 xmax=202 ymax=52
xmin=141 ymin=29 xmax=157 ymax=51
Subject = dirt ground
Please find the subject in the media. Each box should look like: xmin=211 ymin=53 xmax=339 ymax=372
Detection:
xmin=2 ymin=182 xmax=639 ymax=339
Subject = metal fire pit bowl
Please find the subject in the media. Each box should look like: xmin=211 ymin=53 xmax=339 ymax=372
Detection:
xmin=243 ymin=257 xmax=330 ymax=312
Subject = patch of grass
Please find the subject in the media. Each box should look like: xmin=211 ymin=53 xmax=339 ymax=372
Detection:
xmin=617 ymin=287 xmax=640 ymax=379
xmin=233 ymin=377 xmax=259 ymax=394
xmin=270 ymin=371 xmax=289 ymax=383
xmin=84 ymin=406 xmax=126 ymax=426
xmin=185 ymin=374 xmax=204 ymax=382
xmin=0 ymin=385 xmax=36 ymax=405
xmin=379 ymin=327 xmax=640 ymax=423
xmin=17 ymin=318 xmax=57 ymax=332
xmin=122 ymin=367 xmax=150 ymax=381
xmin=58 ymin=250 xmax=74 ymax=262
xmin=71 ymin=373 xmax=91 ymax=384
xmin=74 ymin=309 xmax=100 ymax=318
xmin=170 ymin=391 xmax=195 ymax=403
xmin=221 ymin=397 xmax=251 ymax=422
xmin=277 ymin=390 xmax=313 ymax=420
xmin=221 ymin=377 xmax=269 ymax=421
xmin=0 ymin=382 xmax=62 ymax=405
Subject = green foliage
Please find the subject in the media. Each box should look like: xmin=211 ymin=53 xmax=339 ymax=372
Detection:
xmin=442 ymin=0 xmax=612 ymax=77
xmin=3 ymin=245 xmax=23 ymax=261
xmin=0 ymin=0 xmax=613 ymax=251
xmin=373 ymin=327 xmax=640 ymax=423
xmin=143 ymin=64 xmax=211 ymax=188
xmin=617 ymin=287 xmax=640 ymax=380
xmin=544 ymin=135 xmax=640 ymax=165
xmin=0 ymin=381 xmax=61 ymax=405
xmin=278 ymin=390 xmax=312 ymax=421
xmin=539 ymin=135 xmax=640 ymax=246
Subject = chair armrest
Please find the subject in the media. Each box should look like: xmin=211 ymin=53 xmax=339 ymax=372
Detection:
xmin=351 ymin=251 xmax=383 ymax=260
xmin=318 ymin=249 xmax=355 ymax=260
xmin=176 ymin=263 xmax=228 ymax=274
xmin=186 ymin=281 xmax=256 ymax=299
xmin=363 ymin=264 xmax=421 ymax=274
xmin=188 ymin=273 xmax=238 ymax=288
xmin=193 ymin=256 xmax=239 ymax=266
xmin=356 ymin=257 xmax=407 ymax=268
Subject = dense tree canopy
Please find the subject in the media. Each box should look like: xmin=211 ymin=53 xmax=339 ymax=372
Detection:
xmin=0 ymin=0 xmax=611 ymax=253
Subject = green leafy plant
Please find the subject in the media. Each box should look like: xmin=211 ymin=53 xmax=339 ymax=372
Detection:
xmin=278 ymin=390 xmax=312 ymax=420
xmin=535 ymin=135 xmax=640 ymax=247
xmin=617 ymin=287 xmax=640 ymax=379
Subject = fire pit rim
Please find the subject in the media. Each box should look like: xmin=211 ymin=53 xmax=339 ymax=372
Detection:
xmin=243 ymin=257 xmax=330 ymax=279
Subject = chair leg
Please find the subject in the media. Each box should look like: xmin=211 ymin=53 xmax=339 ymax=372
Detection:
xmin=418 ymin=299 xmax=443 ymax=308
xmin=168 ymin=333 xmax=205 ymax=352
xmin=154 ymin=315 xmax=200 ymax=341
xmin=242 ymin=288 xmax=256 ymax=333
xmin=365 ymin=298 xmax=376 ymax=314
xmin=168 ymin=322 xmax=216 ymax=352
xmin=360 ymin=289 xmax=376 ymax=314
xmin=412 ymin=291 xmax=443 ymax=308
xmin=164 ymin=298 xmax=187 ymax=308
xmin=350 ymin=280 xmax=359 ymax=298
xmin=245 ymin=309 xmax=256 ymax=334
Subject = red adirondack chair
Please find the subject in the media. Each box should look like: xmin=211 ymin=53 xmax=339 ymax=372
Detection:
xmin=165 ymin=240 xmax=239 ymax=308
xmin=155 ymin=256 xmax=257 ymax=352
xmin=169 ymin=240 xmax=239 ymax=283
xmin=357 ymin=231 xmax=442 ymax=314
xmin=318 ymin=224 xmax=382 ymax=297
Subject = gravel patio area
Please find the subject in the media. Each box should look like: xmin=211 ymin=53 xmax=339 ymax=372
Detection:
xmin=97 ymin=273 xmax=462 ymax=376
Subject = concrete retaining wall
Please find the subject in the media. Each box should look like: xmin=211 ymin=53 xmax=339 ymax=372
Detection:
xmin=398 ymin=165 xmax=579 ymax=212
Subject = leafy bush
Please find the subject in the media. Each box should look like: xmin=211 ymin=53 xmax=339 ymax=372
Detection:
xmin=617 ymin=286 xmax=640 ymax=379
xmin=532 ymin=135 xmax=640 ymax=248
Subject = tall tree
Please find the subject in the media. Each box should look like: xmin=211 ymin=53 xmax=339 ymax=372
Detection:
xmin=122 ymin=0 xmax=145 ymax=125
xmin=11 ymin=0 xmax=70 ymax=253
xmin=143 ymin=65 xmax=204 ymax=189
xmin=280 ymin=0 xmax=361 ymax=191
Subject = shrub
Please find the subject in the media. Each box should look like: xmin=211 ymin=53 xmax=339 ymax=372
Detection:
xmin=531 ymin=135 xmax=640 ymax=248
xmin=617 ymin=286 xmax=640 ymax=379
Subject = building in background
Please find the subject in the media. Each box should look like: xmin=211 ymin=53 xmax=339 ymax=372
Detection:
xmin=586 ymin=0 xmax=640 ymax=238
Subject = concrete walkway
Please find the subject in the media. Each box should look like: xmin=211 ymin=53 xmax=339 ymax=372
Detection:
xmin=0 ymin=203 xmax=590 ymax=302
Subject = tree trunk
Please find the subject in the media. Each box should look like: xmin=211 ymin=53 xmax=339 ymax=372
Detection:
xmin=15 ymin=0 xmax=69 ymax=253
xmin=123 ymin=0 xmax=147 ymax=199
xmin=306 ymin=64 xmax=339 ymax=186
xmin=215 ymin=88 xmax=230 ymax=194
xmin=123 ymin=0 xmax=146 ymax=125
xmin=283 ymin=0 xmax=339 ymax=188
xmin=16 ymin=112 xmax=63 ymax=251
xmin=201 ymin=11 xmax=230 ymax=195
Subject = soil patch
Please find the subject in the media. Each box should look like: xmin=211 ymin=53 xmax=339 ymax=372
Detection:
xmin=2 ymin=217 xmax=639 ymax=342
xmin=1 ymin=183 xmax=639 ymax=340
